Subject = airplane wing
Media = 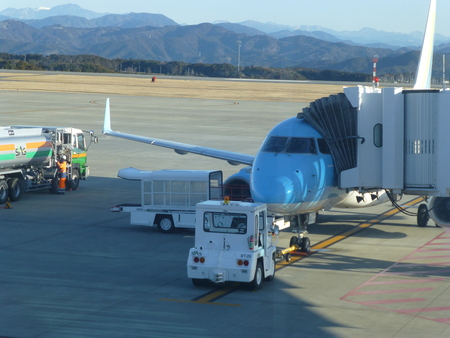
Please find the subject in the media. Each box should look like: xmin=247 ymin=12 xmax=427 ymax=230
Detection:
xmin=102 ymin=98 xmax=255 ymax=166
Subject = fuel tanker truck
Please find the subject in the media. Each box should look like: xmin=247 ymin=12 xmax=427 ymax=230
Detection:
xmin=0 ymin=125 xmax=98 ymax=204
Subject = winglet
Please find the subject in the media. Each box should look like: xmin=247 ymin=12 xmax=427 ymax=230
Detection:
xmin=103 ymin=98 xmax=112 ymax=134
xmin=414 ymin=0 xmax=436 ymax=89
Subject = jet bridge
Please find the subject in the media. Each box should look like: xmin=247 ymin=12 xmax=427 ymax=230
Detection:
xmin=302 ymin=85 xmax=450 ymax=196
xmin=301 ymin=86 xmax=450 ymax=226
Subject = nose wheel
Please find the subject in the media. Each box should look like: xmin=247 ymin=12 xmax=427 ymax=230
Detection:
xmin=277 ymin=230 xmax=311 ymax=262
xmin=291 ymin=230 xmax=311 ymax=253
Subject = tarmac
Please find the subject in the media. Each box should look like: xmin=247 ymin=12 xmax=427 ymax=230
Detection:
xmin=1 ymin=89 xmax=450 ymax=337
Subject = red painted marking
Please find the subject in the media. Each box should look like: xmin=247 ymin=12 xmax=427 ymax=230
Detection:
xmin=359 ymin=298 xmax=426 ymax=305
xmin=367 ymin=278 xmax=445 ymax=285
xmin=417 ymin=248 xmax=450 ymax=252
xmin=406 ymin=255 xmax=450 ymax=260
xmin=381 ymin=268 xmax=450 ymax=276
xmin=436 ymin=318 xmax=450 ymax=323
xmin=392 ymin=262 xmax=450 ymax=267
xmin=349 ymin=288 xmax=433 ymax=296
xmin=396 ymin=306 xmax=450 ymax=313
xmin=341 ymin=230 xmax=450 ymax=324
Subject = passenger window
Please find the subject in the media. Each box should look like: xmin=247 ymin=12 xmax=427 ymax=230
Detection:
xmin=286 ymin=138 xmax=317 ymax=154
xmin=261 ymin=136 xmax=288 ymax=153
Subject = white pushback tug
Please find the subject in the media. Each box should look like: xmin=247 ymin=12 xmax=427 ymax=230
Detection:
xmin=187 ymin=197 xmax=280 ymax=290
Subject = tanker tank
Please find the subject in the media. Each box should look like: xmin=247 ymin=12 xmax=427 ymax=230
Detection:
xmin=0 ymin=127 xmax=52 ymax=170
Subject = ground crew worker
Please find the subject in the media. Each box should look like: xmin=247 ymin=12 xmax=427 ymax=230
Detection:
xmin=57 ymin=155 xmax=67 ymax=194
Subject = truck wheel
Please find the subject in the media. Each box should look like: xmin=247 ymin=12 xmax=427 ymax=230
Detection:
xmin=301 ymin=237 xmax=311 ymax=253
xmin=0 ymin=180 xmax=8 ymax=204
xmin=249 ymin=261 xmax=263 ymax=291
xmin=265 ymin=256 xmax=276 ymax=281
xmin=157 ymin=216 xmax=175 ymax=233
xmin=50 ymin=176 xmax=59 ymax=194
xmin=68 ymin=169 xmax=80 ymax=191
xmin=417 ymin=204 xmax=429 ymax=227
xmin=8 ymin=178 xmax=23 ymax=202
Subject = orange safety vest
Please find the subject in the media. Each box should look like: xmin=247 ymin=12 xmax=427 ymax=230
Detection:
xmin=57 ymin=161 xmax=67 ymax=178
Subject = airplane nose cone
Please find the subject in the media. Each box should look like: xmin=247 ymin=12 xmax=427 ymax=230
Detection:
xmin=252 ymin=175 xmax=296 ymax=205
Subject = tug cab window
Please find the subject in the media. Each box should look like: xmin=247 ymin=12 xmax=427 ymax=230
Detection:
xmin=203 ymin=212 xmax=247 ymax=234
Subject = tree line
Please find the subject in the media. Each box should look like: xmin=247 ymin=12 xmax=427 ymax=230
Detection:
xmin=0 ymin=53 xmax=372 ymax=82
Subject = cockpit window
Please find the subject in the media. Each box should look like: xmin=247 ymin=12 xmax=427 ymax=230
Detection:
xmin=286 ymin=138 xmax=317 ymax=154
xmin=261 ymin=137 xmax=288 ymax=153
xmin=317 ymin=138 xmax=331 ymax=154
xmin=261 ymin=136 xmax=317 ymax=154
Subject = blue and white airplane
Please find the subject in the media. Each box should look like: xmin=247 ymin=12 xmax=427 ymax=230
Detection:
xmin=103 ymin=0 xmax=437 ymax=229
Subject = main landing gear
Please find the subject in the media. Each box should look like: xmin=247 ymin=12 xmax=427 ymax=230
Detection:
xmin=417 ymin=203 xmax=430 ymax=227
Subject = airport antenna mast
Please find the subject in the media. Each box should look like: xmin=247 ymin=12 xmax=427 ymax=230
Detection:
xmin=372 ymin=55 xmax=379 ymax=88
xmin=237 ymin=40 xmax=242 ymax=73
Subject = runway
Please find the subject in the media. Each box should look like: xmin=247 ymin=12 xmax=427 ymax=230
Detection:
xmin=1 ymin=89 xmax=449 ymax=337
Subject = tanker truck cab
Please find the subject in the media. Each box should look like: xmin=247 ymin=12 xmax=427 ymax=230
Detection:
xmin=187 ymin=199 xmax=278 ymax=290
xmin=0 ymin=125 xmax=98 ymax=203
xmin=51 ymin=127 xmax=94 ymax=190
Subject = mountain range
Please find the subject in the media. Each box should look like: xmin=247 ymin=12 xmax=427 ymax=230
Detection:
xmin=1 ymin=4 xmax=450 ymax=77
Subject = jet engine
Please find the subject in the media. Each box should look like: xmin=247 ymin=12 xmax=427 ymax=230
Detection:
xmin=428 ymin=197 xmax=450 ymax=228
xmin=223 ymin=167 xmax=252 ymax=202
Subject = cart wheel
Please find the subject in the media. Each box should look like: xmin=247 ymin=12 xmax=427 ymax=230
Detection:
xmin=157 ymin=215 xmax=175 ymax=233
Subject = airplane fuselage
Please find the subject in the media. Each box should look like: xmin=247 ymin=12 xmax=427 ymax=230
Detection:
xmin=251 ymin=117 xmax=347 ymax=215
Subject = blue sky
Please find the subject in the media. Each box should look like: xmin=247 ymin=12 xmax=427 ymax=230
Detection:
xmin=2 ymin=0 xmax=449 ymax=36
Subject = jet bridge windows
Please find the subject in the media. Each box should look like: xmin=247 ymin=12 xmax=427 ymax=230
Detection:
xmin=261 ymin=136 xmax=317 ymax=154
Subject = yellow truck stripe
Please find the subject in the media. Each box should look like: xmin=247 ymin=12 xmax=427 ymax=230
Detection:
xmin=26 ymin=141 xmax=53 ymax=149
xmin=0 ymin=144 xmax=15 ymax=151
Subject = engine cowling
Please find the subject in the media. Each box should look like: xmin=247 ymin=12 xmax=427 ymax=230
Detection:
xmin=428 ymin=197 xmax=450 ymax=228
xmin=223 ymin=167 xmax=252 ymax=202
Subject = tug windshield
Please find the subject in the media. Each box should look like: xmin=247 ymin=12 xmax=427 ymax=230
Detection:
xmin=203 ymin=212 xmax=247 ymax=234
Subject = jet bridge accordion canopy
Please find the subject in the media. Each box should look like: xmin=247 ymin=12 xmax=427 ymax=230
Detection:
xmin=305 ymin=86 xmax=450 ymax=198
xmin=300 ymin=93 xmax=358 ymax=175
